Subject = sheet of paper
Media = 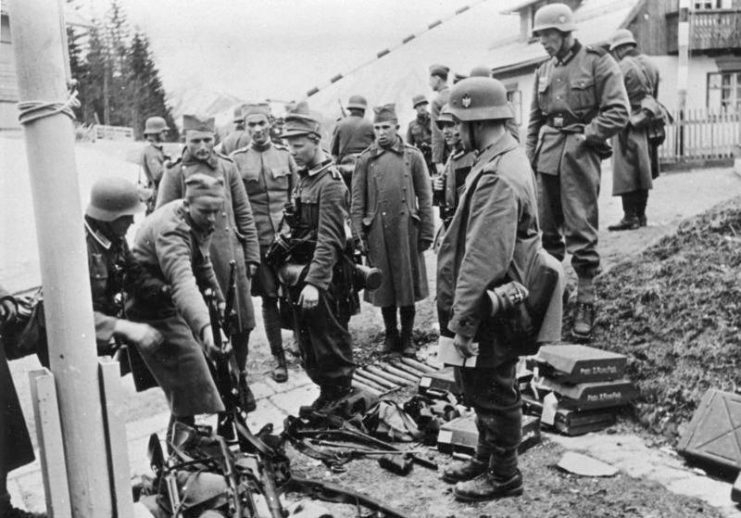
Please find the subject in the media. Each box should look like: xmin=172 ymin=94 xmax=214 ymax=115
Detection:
xmin=541 ymin=392 xmax=559 ymax=426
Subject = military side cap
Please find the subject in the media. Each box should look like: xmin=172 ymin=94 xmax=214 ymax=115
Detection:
xmin=435 ymin=104 xmax=456 ymax=129
xmin=609 ymin=28 xmax=637 ymax=51
xmin=185 ymin=173 xmax=225 ymax=200
xmin=183 ymin=114 xmax=215 ymax=133
xmin=448 ymin=77 xmax=513 ymax=122
xmin=144 ymin=116 xmax=169 ymax=135
xmin=242 ymin=103 xmax=271 ymax=120
xmin=373 ymin=104 xmax=397 ymax=123
xmin=347 ymin=95 xmax=368 ymax=110
xmin=429 ymin=64 xmax=450 ymax=79
xmin=412 ymin=94 xmax=428 ymax=108
xmin=233 ymin=105 xmax=245 ymax=122
xmin=470 ymin=66 xmax=492 ymax=78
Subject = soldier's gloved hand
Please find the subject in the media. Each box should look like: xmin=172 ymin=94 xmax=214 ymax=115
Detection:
xmin=298 ymin=284 xmax=320 ymax=310
xmin=453 ymin=333 xmax=478 ymax=359
xmin=201 ymin=326 xmax=221 ymax=363
xmin=114 ymin=320 xmax=163 ymax=352
xmin=419 ymin=239 xmax=433 ymax=252
xmin=0 ymin=297 xmax=17 ymax=324
xmin=246 ymin=262 xmax=259 ymax=279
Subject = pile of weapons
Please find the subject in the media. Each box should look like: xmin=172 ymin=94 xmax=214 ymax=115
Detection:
xmin=523 ymin=344 xmax=639 ymax=435
xmin=133 ymin=417 xmax=416 ymax=518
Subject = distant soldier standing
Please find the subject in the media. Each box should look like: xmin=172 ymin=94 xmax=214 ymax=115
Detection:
xmin=406 ymin=94 xmax=434 ymax=173
xmin=157 ymin=115 xmax=260 ymax=424
xmin=438 ymin=77 xmax=563 ymax=502
xmin=526 ymin=2 xmax=628 ymax=340
xmin=232 ymin=103 xmax=298 ymax=383
xmin=220 ymin=105 xmax=251 ymax=155
xmin=329 ymin=95 xmax=375 ymax=189
xmin=608 ymin=28 xmax=661 ymax=230
xmin=278 ymin=106 xmax=356 ymax=413
xmin=140 ymin=116 xmax=170 ymax=214
xmin=429 ymin=64 xmax=451 ymax=175
xmin=352 ymin=104 xmax=434 ymax=356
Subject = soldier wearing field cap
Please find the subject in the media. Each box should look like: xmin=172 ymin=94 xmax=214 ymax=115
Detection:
xmin=438 ymin=76 xmax=563 ymax=501
xmin=279 ymin=106 xmax=357 ymax=414
xmin=526 ymin=2 xmax=629 ymax=340
xmin=429 ymin=64 xmax=452 ymax=175
xmin=231 ymin=103 xmax=298 ymax=383
xmin=330 ymin=95 xmax=375 ymax=189
xmin=129 ymin=173 xmax=229 ymax=442
xmin=157 ymin=115 xmax=260 ymax=429
xmin=141 ymin=116 xmax=171 ymax=214
xmin=406 ymin=94 xmax=434 ymax=174
xmin=220 ymin=105 xmax=251 ymax=155
xmin=607 ymin=28 xmax=661 ymax=231
xmin=352 ymin=104 xmax=434 ymax=357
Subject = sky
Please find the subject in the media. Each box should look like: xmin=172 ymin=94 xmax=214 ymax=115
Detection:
xmin=109 ymin=0 xmax=520 ymax=107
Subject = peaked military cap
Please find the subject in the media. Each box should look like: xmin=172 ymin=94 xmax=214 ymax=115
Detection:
xmin=412 ymin=94 xmax=428 ymax=108
xmin=373 ymin=104 xmax=397 ymax=123
xmin=283 ymin=102 xmax=321 ymax=139
xmin=183 ymin=114 xmax=215 ymax=133
xmin=429 ymin=64 xmax=450 ymax=79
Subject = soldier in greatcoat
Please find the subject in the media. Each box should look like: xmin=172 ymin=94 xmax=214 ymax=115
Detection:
xmin=129 ymin=174 xmax=228 ymax=447
xmin=526 ymin=2 xmax=629 ymax=340
xmin=140 ymin=116 xmax=170 ymax=214
xmin=231 ymin=103 xmax=298 ymax=383
xmin=330 ymin=95 xmax=375 ymax=190
xmin=279 ymin=107 xmax=356 ymax=413
xmin=607 ymin=28 xmax=661 ymax=230
xmin=351 ymin=104 xmax=434 ymax=357
xmin=406 ymin=94 xmax=434 ymax=173
xmin=429 ymin=64 xmax=451 ymax=175
xmin=438 ymin=77 xmax=563 ymax=502
xmin=219 ymin=105 xmax=251 ymax=155
xmin=157 ymin=115 xmax=260 ymax=372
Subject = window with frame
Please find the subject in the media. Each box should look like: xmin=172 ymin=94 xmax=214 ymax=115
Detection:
xmin=707 ymin=71 xmax=741 ymax=111
xmin=506 ymin=89 xmax=523 ymax=125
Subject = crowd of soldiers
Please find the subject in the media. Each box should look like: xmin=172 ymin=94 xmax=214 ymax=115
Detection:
xmin=0 ymin=3 xmax=664 ymax=515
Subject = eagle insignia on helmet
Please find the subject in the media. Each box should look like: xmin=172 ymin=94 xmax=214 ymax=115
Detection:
xmin=461 ymin=94 xmax=472 ymax=108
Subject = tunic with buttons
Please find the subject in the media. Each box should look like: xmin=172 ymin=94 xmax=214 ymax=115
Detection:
xmin=351 ymin=136 xmax=434 ymax=307
xmin=220 ymin=129 xmax=251 ymax=155
xmin=431 ymin=86 xmax=450 ymax=165
xmin=156 ymin=149 xmax=260 ymax=332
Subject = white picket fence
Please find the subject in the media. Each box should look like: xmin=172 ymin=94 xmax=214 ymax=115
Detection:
xmin=658 ymin=109 xmax=740 ymax=164
xmin=93 ymin=124 xmax=134 ymax=142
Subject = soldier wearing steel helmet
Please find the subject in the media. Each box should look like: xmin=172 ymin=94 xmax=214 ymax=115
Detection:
xmin=329 ymin=95 xmax=375 ymax=189
xmin=140 ymin=116 xmax=171 ymax=214
xmin=526 ymin=2 xmax=629 ymax=341
xmin=406 ymin=94 xmax=434 ymax=174
xmin=279 ymin=105 xmax=356 ymax=415
xmin=85 ymin=176 xmax=166 ymax=359
xmin=438 ymin=77 xmax=563 ymax=501
xmin=607 ymin=28 xmax=661 ymax=231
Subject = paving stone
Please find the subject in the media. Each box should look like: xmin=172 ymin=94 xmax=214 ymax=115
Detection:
xmin=269 ymin=384 xmax=320 ymax=417
xmin=263 ymin=368 xmax=313 ymax=394
xmin=246 ymin=398 xmax=288 ymax=434
xmin=250 ymin=380 xmax=275 ymax=400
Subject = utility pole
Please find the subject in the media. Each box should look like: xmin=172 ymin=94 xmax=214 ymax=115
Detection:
xmin=9 ymin=0 xmax=113 ymax=515
xmin=677 ymin=0 xmax=691 ymax=157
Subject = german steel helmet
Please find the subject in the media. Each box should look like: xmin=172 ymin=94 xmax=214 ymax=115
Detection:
xmin=347 ymin=95 xmax=368 ymax=110
xmin=532 ymin=3 xmax=576 ymax=35
xmin=143 ymin=116 xmax=169 ymax=135
xmin=86 ymin=177 xmax=145 ymax=222
xmin=609 ymin=28 xmax=637 ymax=51
xmin=435 ymin=103 xmax=455 ymax=129
xmin=447 ymin=77 xmax=513 ymax=122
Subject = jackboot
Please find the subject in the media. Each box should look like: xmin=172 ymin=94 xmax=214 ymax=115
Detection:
xmin=638 ymin=214 xmax=647 ymax=227
xmin=453 ymin=469 xmax=523 ymax=502
xmin=381 ymin=306 xmax=399 ymax=354
xmin=240 ymin=370 xmax=257 ymax=412
xmin=271 ymin=350 xmax=288 ymax=383
xmin=441 ymin=457 xmax=488 ymax=483
xmin=400 ymin=305 xmax=416 ymax=357
xmin=573 ymin=302 xmax=595 ymax=341
xmin=299 ymin=386 xmax=331 ymax=417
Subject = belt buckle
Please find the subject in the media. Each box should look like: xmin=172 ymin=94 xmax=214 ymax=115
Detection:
xmin=552 ymin=115 xmax=564 ymax=128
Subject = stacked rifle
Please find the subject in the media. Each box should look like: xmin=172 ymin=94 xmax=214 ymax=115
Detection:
xmin=525 ymin=344 xmax=638 ymax=435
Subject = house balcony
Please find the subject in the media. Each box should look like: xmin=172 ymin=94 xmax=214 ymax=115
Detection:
xmin=667 ymin=9 xmax=741 ymax=54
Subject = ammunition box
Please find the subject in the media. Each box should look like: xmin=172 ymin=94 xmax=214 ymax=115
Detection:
xmin=418 ymin=368 xmax=461 ymax=397
xmin=536 ymin=376 xmax=638 ymax=411
xmin=533 ymin=344 xmax=626 ymax=384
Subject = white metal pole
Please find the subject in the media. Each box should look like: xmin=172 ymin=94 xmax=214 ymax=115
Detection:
xmin=8 ymin=0 xmax=114 ymax=515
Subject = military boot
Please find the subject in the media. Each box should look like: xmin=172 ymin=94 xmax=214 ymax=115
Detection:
xmin=453 ymin=469 xmax=523 ymax=502
xmin=271 ymin=350 xmax=288 ymax=383
xmin=573 ymin=302 xmax=595 ymax=341
xmin=400 ymin=305 xmax=416 ymax=357
xmin=381 ymin=306 xmax=399 ymax=354
xmin=239 ymin=371 xmax=257 ymax=412
xmin=607 ymin=215 xmax=640 ymax=231
xmin=441 ymin=457 xmax=488 ymax=483
xmin=638 ymin=214 xmax=647 ymax=227
xmin=299 ymin=386 xmax=331 ymax=417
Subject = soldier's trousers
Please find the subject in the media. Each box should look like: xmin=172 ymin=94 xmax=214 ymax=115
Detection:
xmin=538 ymin=165 xmax=601 ymax=279
xmin=460 ymin=359 xmax=521 ymax=478
xmin=291 ymin=283 xmax=355 ymax=388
